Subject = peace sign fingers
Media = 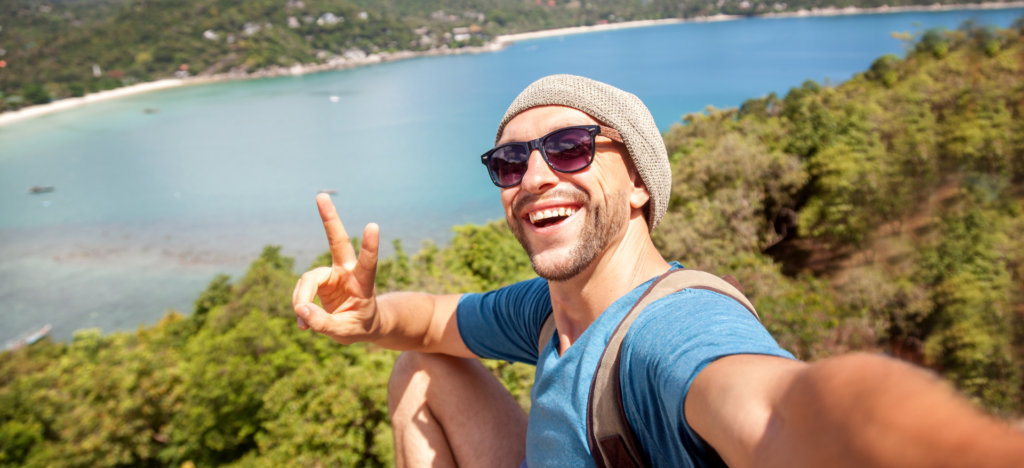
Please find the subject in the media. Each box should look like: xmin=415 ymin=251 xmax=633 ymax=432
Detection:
xmin=353 ymin=222 xmax=380 ymax=297
xmin=317 ymin=193 xmax=357 ymax=267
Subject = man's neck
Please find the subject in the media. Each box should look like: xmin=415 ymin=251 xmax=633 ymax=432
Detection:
xmin=547 ymin=215 xmax=671 ymax=354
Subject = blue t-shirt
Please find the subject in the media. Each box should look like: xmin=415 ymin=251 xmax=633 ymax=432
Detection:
xmin=456 ymin=264 xmax=795 ymax=468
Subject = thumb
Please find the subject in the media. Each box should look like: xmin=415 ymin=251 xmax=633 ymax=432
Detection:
xmin=295 ymin=302 xmax=333 ymax=334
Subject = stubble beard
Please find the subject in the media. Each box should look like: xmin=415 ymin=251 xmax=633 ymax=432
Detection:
xmin=508 ymin=187 xmax=627 ymax=283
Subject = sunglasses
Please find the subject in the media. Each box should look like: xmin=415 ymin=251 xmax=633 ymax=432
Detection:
xmin=481 ymin=125 xmax=623 ymax=188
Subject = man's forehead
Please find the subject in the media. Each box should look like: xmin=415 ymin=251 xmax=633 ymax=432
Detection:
xmin=497 ymin=106 xmax=600 ymax=144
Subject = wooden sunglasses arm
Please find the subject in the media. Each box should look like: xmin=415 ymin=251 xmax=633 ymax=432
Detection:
xmin=598 ymin=125 xmax=623 ymax=143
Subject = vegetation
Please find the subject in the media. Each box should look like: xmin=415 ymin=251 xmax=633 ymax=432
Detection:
xmin=2 ymin=0 xmax=1018 ymax=112
xmin=0 ymin=226 xmax=534 ymax=468
xmin=656 ymin=19 xmax=1024 ymax=414
xmin=2 ymin=21 xmax=1024 ymax=467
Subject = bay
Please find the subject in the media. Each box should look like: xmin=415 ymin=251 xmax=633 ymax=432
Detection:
xmin=1 ymin=8 xmax=1022 ymax=343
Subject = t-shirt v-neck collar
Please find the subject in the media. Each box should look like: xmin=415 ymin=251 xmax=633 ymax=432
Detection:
xmin=547 ymin=261 xmax=684 ymax=359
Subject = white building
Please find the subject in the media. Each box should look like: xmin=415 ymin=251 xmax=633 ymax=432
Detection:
xmin=317 ymin=13 xmax=342 ymax=26
xmin=452 ymin=27 xmax=470 ymax=42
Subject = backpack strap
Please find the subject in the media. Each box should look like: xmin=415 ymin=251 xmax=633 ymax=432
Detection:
xmin=537 ymin=311 xmax=557 ymax=358
xmin=586 ymin=268 xmax=758 ymax=468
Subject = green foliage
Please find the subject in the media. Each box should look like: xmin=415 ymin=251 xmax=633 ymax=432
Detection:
xmin=916 ymin=206 xmax=1020 ymax=412
xmin=0 ymin=220 xmax=535 ymax=467
xmin=376 ymin=239 xmax=412 ymax=291
xmin=374 ymin=220 xmax=534 ymax=295
xmin=192 ymin=273 xmax=232 ymax=329
xmin=21 ymin=84 xmax=49 ymax=105
xmin=660 ymin=22 xmax=1024 ymax=413
xmin=0 ymin=420 xmax=42 ymax=467
xmin=866 ymin=54 xmax=900 ymax=88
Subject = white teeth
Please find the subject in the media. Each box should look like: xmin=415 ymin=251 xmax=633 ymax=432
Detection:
xmin=528 ymin=206 xmax=578 ymax=224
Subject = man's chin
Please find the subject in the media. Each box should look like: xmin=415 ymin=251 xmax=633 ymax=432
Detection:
xmin=528 ymin=247 xmax=595 ymax=282
xmin=507 ymin=210 xmax=601 ymax=282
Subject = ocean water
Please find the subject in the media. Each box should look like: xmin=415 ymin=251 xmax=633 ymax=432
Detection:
xmin=1 ymin=9 xmax=1022 ymax=343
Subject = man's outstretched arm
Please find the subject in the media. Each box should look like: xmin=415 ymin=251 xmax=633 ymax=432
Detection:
xmin=291 ymin=193 xmax=476 ymax=358
xmin=686 ymin=353 xmax=1024 ymax=468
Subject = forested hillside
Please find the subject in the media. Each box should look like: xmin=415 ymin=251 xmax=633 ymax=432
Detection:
xmin=2 ymin=22 xmax=1024 ymax=467
xmin=1 ymin=0 xmax=1019 ymax=111
xmin=655 ymin=21 xmax=1024 ymax=414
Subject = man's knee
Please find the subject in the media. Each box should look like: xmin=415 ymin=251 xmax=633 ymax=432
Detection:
xmin=388 ymin=352 xmax=487 ymax=413
xmin=389 ymin=351 xmax=421 ymax=413
xmin=389 ymin=351 xmax=454 ymax=413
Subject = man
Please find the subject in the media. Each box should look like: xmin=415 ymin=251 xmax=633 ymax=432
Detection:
xmin=292 ymin=75 xmax=1024 ymax=467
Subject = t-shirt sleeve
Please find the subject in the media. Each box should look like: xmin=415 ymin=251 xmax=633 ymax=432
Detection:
xmin=456 ymin=277 xmax=552 ymax=365
xmin=618 ymin=288 xmax=796 ymax=466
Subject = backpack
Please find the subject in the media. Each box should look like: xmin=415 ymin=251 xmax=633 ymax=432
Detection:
xmin=535 ymin=268 xmax=760 ymax=468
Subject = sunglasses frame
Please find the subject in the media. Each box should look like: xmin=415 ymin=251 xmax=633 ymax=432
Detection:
xmin=480 ymin=125 xmax=623 ymax=188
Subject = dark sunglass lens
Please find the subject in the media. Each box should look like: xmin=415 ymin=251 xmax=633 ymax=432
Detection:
xmin=488 ymin=145 xmax=530 ymax=186
xmin=543 ymin=129 xmax=594 ymax=172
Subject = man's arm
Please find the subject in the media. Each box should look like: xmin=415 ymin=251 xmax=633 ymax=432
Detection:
xmin=686 ymin=353 xmax=1024 ymax=468
xmin=292 ymin=194 xmax=476 ymax=358
xmin=370 ymin=292 xmax=475 ymax=356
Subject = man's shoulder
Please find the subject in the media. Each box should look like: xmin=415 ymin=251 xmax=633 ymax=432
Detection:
xmin=623 ymin=288 xmax=783 ymax=359
xmin=461 ymin=276 xmax=550 ymax=316
xmin=618 ymin=288 xmax=794 ymax=364
xmin=480 ymin=276 xmax=550 ymax=304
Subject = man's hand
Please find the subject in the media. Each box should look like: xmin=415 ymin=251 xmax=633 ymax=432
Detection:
xmin=292 ymin=193 xmax=381 ymax=344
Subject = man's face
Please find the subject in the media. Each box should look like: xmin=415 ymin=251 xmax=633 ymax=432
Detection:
xmin=497 ymin=106 xmax=642 ymax=282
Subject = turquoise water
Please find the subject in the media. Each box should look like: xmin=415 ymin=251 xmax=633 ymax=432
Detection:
xmin=2 ymin=9 xmax=1022 ymax=342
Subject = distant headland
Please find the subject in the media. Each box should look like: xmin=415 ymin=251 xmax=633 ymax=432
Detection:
xmin=1 ymin=0 xmax=1022 ymax=128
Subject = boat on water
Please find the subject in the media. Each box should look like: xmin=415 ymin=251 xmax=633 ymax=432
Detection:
xmin=28 ymin=185 xmax=55 ymax=194
xmin=319 ymin=189 xmax=338 ymax=195
xmin=4 ymin=324 xmax=52 ymax=351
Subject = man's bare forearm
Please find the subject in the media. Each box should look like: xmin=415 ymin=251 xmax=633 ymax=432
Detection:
xmin=372 ymin=292 xmax=474 ymax=357
xmin=758 ymin=353 xmax=1024 ymax=468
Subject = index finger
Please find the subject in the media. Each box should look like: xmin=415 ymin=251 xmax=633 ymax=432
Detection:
xmin=316 ymin=193 xmax=357 ymax=266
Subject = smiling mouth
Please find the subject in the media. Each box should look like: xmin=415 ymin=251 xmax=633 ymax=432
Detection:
xmin=527 ymin=206 xmax=578 ymax=228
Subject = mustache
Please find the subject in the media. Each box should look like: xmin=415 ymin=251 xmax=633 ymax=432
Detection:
xmin=513 ymin=186 xmax=590 ymax=218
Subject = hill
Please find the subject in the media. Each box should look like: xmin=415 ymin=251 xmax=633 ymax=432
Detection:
xmin=2 ymin=21 xmax=1024 ymax=467
xmin=655 ymin=20 xmax=1024 ymax=413
xmin=2 ymin=0 xmax=1021 ymax=112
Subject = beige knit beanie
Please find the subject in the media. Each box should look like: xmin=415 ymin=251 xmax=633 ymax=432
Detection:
xmin=495 ymin=74 xmax=670 ymax=231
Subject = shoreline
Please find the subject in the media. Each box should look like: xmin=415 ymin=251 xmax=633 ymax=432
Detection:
xmin=0 ymin=79 xmax=189 ymax=127
xmin=2 ymin=1 xmax=1023 ymax=128
xmin=0 ymin=42 xmax=506 ymax=128
xmin=495 ymin=0 xmax=1024 ymax=43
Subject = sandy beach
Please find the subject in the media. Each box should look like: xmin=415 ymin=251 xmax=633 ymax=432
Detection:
xmin=0 ymin=79 xmax=190 ymax=127
xmin=495 ymin=0 xmax=1024 ymax=43
xmin=0 ymin=42 xmax=506 ymax=129
xmin=3 ymin=1 xmax=1022 ymax=128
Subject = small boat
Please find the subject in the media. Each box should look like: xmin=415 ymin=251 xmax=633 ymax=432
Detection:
xmin=4 ymin=324 xmax=51 ymax=351
xmin=28 ymin=185 xmax=55 ymax=194
xmin=319 ymin=189 xmax=338 ymax=195
xmin=143 ymin=108 xmax=160 ymax=114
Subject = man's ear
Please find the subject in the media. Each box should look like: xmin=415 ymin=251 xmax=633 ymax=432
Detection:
xmin=623 ymin=153 xmax=650 ymax=210
xmin=630 ymin=180 xmax=651 ymax=210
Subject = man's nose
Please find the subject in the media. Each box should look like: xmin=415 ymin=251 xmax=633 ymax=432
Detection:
xmin=520 ymin=149 xmax=559 ymax=193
